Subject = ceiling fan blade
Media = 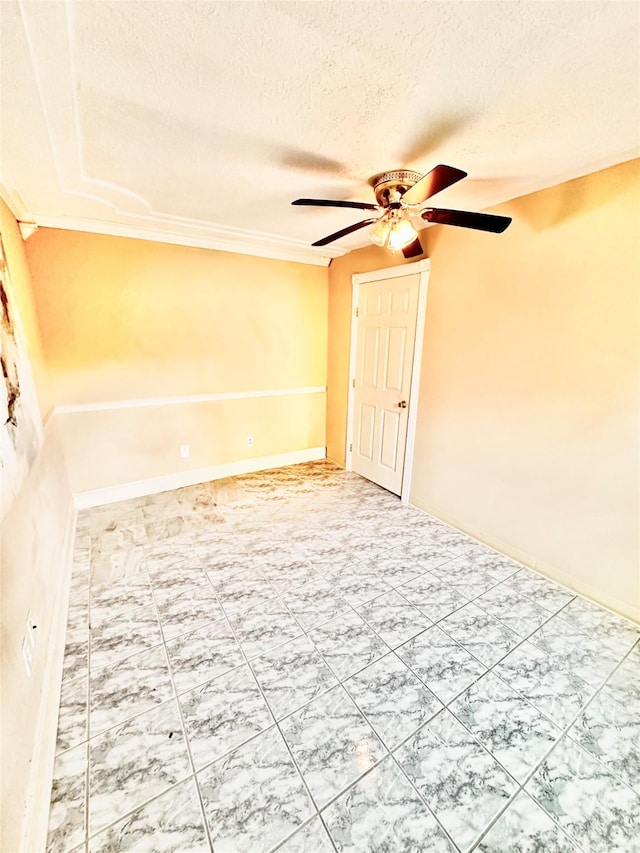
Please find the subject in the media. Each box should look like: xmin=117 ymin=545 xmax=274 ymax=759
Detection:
xmin=402 ymin=237 xmax=424 ymax=259
xmin=401 ymin=165 xmax=468 ymax=206
xmin=292 ymin=198 xmax=378 ymax=211
xmin=311 ymin=218 xmax=378 ymax=247
xmin=422 ymin=207 xmax=512 ymax=233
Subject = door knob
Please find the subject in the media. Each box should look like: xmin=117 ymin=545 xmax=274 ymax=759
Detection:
xmin=398 ymin=400 xmax=408 ymax=408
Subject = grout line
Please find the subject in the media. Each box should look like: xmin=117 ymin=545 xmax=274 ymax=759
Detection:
xmin=133 ymin=548 xmax=215 ymax=852
xmin=465 ymin=634 xmax=640 ymax=852
xmin=206 ymin=579 xmax=340 ymax=853
xmin=52 ymin=465 xmax=639 ymax=853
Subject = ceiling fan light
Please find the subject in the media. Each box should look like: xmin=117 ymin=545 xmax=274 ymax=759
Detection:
xmin=369 ymin=218 xmax=390 ymax=247
xmin=387 ymin=217 xmax=418 ymax=252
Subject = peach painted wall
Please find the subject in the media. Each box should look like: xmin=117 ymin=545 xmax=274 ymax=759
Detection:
xmin=25 ymin=231 xmax=328 ymax=493
xmin=0 ymin=199 xmax=74 ymax=853
xmin=327 ymin=159 xmax=640 ymax=621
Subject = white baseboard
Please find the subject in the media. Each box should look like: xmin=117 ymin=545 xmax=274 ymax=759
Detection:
xmin=408 ymin=498 xmax=640 ymax=626
xmin=74 ymin=447 xmax=326 ymax=509
xmin=20 ymin=500 xmax=77 ymax=853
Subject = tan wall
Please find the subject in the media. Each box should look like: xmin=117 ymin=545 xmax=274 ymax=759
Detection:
xmin=0 ymin=201 xmax=74 ymax=853
xmin=25 ymin=231 xmax=328 ymax=493
xmin=327 ymin=159 xmax=640 ymax=621
xmin=58 ymin=392 xmax=326 ymax=493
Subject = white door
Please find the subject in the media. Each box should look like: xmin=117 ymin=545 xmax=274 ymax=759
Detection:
xmin=352 ymin=272 xmax=421 ymax=495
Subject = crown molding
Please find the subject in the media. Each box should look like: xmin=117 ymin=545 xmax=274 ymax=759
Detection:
xmin=32 ymin=215 xmax=343 ymax=266
xmin=0 ymin=182 xmax=34 ymax=222
xmin=13 ymin=1 xmax=345 ymax=267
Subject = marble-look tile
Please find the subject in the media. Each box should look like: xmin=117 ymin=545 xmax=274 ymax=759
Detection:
xmin=395 ymin=709 xmax=517 ymax=852
xmin=557 ymin=597 xmax=640 ymax=655
xmin=396 ymin=625 xmax=486 ymax=704
xmin=439 ymin=602 xmax=521 ymax=666
xmin=46 ymin=743 xmax=87 ymax=853
xmin=309 ymin=610 xmax=389 ymax=681
xmin=494 ymin=642 xmax=595 ymax=728
xmin=88 ymin=699 xmax=191 ymax=835
xmin=329 ymin=570 xmax=391 ymax=608
xmin=138 ymin=496 xmax=182 ymax=520
xmin=260 ymin=560 xmax=318 ymax=593
xmin=179 ymin=664 xmax=273 ymax=769
xmin=198 ymin=726 xmax=314 ymax=853
xmin=281 ymin=685 xmax=385 ymax=808
xmin=272 ymin=817 xmax=334 ymax=852
xmin=90 ymin=574 xmax=153 ymax=623
xmin=317 ymin=558 xmax=371 ymax=584
xmin=144 ymin=542 xmax=200 ymax=572
xmin=475 ymin=583 xmax=554 ymax=638
xmin=165 ymin=618 xmax=243 ymax=694
xmin=61 ymin=626 xmax=89 ymax=683
xmin=227 ymin=596 xmax=303 ymax=659
xmin=322 ymin=756 xmax=455 ymax=852
xmin=344 ymin=653 xmax=442 ymax=749
xmin=528 ymin=616 xmax=624 ymax=686
xmin=248 ymin=539 xmax=304 ymax=562
xmin=153 ymin=582 xmax=224 ymax=640
xmin=432 ymin=557 xmax=498 ymax=599
xmin=144 ymin=515 xmax=190 ymax=542
xmin=417 ymin=526 xmax=473 ymax=550
xmin=88 ymin=777 xmax=209 ymax=852
xmin=53 ymin=464 xmax=640 ymax=853
xmin=569 ymin=688 xmax=640 ymax=794
xmin=397 ymin=572 xmax=469 ymax=622
xmin=185 ymin=508 xmax=229 ymax=531
xmin=298 ymin=537 xmax=352 ymax=563
xmin=252 ymin=634 xmax=338 ymax=720
xmin=358 ymin=554 xmax=426 ymax=587
xmin=212 ymin=570 xmax=277 ymax=615
xmin=70 ymin=566 xmax=91 ymax=595
xmin=450 ymin=671 xmax=560 ymax=782
xmin=282 ymin=577 xmax=351 ymax=631
xmin=526 ymin=736 xmax=640 ymax=852
xmin=356 ymin=589 xmax=432 ymax=648
xmin=334 ymin=534 xmax=395 ymax=562
xmin=56 ymin=673 xmax=88 ymax=755
xmin=90 ymin=604 xmax=163 ymax=670
xmin=90 ymin=507 xmax=143 ymax=533
xmin=502 ymin=569 xmax=575 ymax=614
xmin=602 ymin=644 xmax=640 ymax=706
xmin=90 ymin=645 xmax=173 ymax=735
xmin=149 ymin=563 xmax=209 ymax=593
xmin=66 ymin=591 xmax=90 ymax=632
xmin=477 ymin=791 xmax=579 ymax=852
xmin=94 ymin=521 xmax=147 ymax=551
xmin=459 ymin=546 xmax=522 ymax=582
xmin=388 ymin=540 xmax=468 ymax=572
xmin=91 ymin=547 xmax=147 ymax=587
xmin=194 ymin=534 xmax=252 ymax=576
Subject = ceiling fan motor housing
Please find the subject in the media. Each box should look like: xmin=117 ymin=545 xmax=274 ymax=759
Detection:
xmin=369 ymin=170 xmax=423 ymax=206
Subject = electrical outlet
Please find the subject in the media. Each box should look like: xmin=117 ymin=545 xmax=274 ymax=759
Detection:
xmin=247 ymin=436 xmax=254 ymax=447
xmin=180 ymin=444 xmax=190 ymax=458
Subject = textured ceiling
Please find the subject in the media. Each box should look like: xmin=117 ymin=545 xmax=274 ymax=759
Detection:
xmin=1 ymin=1 xmax=639 ymax=265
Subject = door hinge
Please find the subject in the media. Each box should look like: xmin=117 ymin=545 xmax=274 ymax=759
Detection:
xmin=355 ymin=307 xmax=359 ymax=317
xmin=349 ymin=443 xmax=353 ymax=452
xmin=352 ymin=378 xmax=355 ymax=388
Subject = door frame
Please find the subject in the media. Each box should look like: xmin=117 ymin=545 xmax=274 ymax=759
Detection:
xmin=345 ymin=258 xmax=431 ymax=504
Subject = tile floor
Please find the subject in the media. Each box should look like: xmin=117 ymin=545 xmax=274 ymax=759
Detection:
xmin=47 ymin=460 xmax=640 ymax=852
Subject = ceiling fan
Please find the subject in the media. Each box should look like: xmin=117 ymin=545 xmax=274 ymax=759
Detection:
xmin=292 ymin=165 xmax=512 ymax=258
